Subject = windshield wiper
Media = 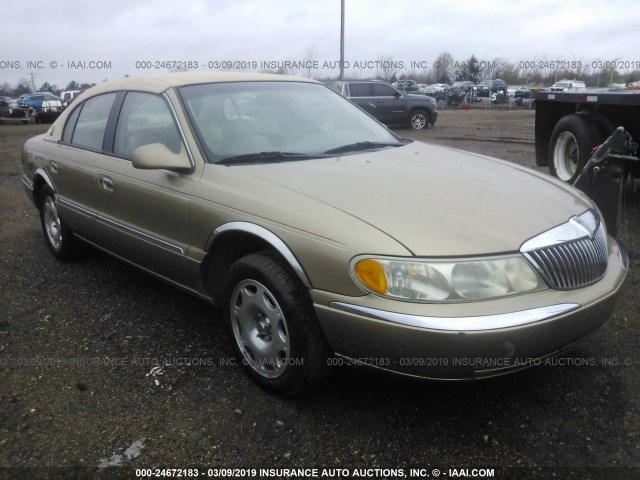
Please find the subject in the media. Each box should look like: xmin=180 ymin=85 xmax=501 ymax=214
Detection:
xmin=323 ymin=141 xmax=406 ymax=155
xmin=218 ymin=151 xmax=325 ymax=165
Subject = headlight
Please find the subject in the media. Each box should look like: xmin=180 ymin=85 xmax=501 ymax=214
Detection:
xmin=351 ymin=255 xmax=545 ymax=302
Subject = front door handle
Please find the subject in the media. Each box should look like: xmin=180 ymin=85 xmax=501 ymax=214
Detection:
xmin=49 ymin=161 xmax=58 ymax=174
xmin=100 ymin=176 xmax=115 ymax=193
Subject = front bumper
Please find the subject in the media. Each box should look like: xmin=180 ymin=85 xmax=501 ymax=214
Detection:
xmin=312 ymin=237 xmax=627 ymax=380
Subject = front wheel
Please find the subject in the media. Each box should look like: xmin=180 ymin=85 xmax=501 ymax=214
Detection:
xmin=39 ymin=186 xmax=81 ymax=260
xmin=409 ymin=109 xmax=430 ymax=130
xmin=222 ymin=252 xmax=329 ymax=396
xmin=549 ymin=114 xmax=604 ymax=183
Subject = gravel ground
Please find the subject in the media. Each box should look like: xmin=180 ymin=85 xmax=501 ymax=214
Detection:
xmin=1 ymin=109 xmax=639 ymax=480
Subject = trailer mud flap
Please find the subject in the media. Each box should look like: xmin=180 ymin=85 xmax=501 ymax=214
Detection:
xmin=572 ymin=127 xmax=634 ymax=238
xmin=573 ymin=158 xmax=625 ymax=237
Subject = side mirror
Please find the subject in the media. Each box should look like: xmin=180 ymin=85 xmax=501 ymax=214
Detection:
xmin=132 ymin=143 xmax=191 ymax=171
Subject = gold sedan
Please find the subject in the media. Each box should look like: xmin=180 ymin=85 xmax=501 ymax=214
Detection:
xmin=22 ymin=73 xmax=627 ymax=395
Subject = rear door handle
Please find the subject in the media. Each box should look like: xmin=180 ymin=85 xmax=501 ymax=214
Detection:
xmin=100 ymin=176 xmax=115 ymax=193
xmin=49 ymin=161 xmax=58 ymax=174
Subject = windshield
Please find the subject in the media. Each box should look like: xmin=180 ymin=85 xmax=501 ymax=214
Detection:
xmin=178 ymin=81 xmax=404 ymax=164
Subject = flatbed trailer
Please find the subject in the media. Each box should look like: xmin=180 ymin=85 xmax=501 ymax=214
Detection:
xmin=534 ymin=89 xmax=640 ymax=182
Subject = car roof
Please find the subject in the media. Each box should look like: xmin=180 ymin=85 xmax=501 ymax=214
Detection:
xmin=84 ymin=72 xmax=317 ymax=97
xmin=325 ymin=79 xmax=387 ymax=84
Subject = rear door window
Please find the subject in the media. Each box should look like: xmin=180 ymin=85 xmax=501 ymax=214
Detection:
xmin=113 ymin=92 xmax=182 ymax=159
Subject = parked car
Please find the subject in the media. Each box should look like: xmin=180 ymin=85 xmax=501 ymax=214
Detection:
xmin=0 ymin=96 xmax=31 ymax=123
xmin=447 ymin=81 xmax=477 ymax=105
xmin=549 ymin=80 xmax=586 ymax=92
xmin=507 ymin=86 xmax=520 ymax=98
xmin=515 ymin=87 xmax=537 ymax=108
xmin=514 ymin=86 xmax=533 ymax=98
xmin=325 ymin=79 xmax=437 ymax=129
xmin=490 ymin=91 xmax=509 ymax=103
xmin=450 ymin=81 xmax=476 ymax=92
xmin=475 ymin=79 xmax=508 ymax=97
xmin=18 ymin=92 xmax=63 ymax=123
xmin=419 ymin=84 xmax=450 ymax=99
xmin=22 ymin=72 xmax=628 ymax=395
xmin=430 ymin=83 xmax=450 ymax=93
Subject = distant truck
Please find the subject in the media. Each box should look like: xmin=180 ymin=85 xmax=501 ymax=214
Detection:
xmin=59 ymin=89 xmax=82 ymax=107
xmin=549 ymin=80 xmax=586 ymax=92
xmin=534 ymin=89 xmax=640 ymax=182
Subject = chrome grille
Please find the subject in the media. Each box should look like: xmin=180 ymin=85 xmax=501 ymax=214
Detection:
xmin=521 ymin=210 xmax=608 ymax=290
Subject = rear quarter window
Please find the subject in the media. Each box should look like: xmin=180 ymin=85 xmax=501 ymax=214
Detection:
xmin=67 ymin=93 xmax=117 ymax=151
xmin=372 ymin=84 xmax=397 ymax=96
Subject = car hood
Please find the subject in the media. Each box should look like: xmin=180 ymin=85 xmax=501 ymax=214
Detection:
xmin=231 ymin=142 xmax=593 ymax=256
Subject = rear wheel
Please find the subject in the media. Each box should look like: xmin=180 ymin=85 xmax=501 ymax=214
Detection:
xmin=222 ymin=252 xmax=329 ymax=396
xmin=39 ymin=185 xmax=80 ymax=260
xmin=549 ymin=114 xmax=604 ymax=183
xmin=409 ymin=109 xmax=429 ymax=130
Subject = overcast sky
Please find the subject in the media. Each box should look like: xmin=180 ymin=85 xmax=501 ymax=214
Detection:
xmin=2 ymin=0 xmax=640 ymax=90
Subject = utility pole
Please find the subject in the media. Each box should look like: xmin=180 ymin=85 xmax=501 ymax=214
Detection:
xmin=340 ymin=0 xmax=345 ymax=80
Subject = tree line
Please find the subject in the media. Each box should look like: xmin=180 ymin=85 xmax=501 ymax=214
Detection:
xmin=0 ymin=79 xmax=96 ymax=98
xmin=366 ymin=52 xmax=640 ymax=87
xmin=2 ymin=50 xmax=640 ymax=96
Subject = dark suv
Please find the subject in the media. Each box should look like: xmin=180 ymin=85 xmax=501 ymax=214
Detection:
xmin=475 ymin=79 xmax=508 ymax=97
xmin=324 ymin=80 xmax=437 ymax=130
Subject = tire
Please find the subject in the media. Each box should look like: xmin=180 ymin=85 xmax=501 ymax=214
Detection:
xmin=590 ymin=114 xmax=615 ymax=139
xmin=39 ymin=185 xmax=80 ymax=260
xmin=549 ymin=114 xmax=604 ymax=183
xmin=409 ymin=109 xmax=429 ymax=130
xmin=222 ymin=252 xmax=329 ymax=396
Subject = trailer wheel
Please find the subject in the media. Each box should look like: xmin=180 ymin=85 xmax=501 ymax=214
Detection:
xmin=590 ymin=114 xmax=615 ymax=139
xmin=549 ymin=114 xmax=604 ymax=183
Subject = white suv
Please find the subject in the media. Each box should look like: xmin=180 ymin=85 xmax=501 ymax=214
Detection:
xmin=550 ymin=80 xmax=586 ymax=91
xmin=60 ymin=90 xmax=81 ymax=107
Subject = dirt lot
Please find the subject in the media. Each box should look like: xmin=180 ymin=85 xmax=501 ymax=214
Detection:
xmin=1 ymin=109 xmax=639 ymax=480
